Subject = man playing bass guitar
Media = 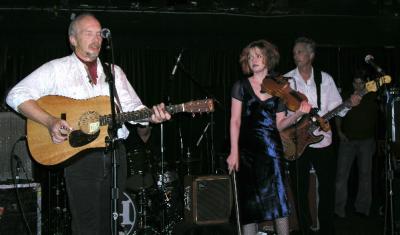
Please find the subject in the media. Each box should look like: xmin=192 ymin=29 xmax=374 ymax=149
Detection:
xmin=284 ymin=37 xmax=361 ymax=235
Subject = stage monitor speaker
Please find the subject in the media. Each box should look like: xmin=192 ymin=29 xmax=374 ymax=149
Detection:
xmin=0 ymin=112 xmax=32 ymax=181
xmin=0 ymin=183 xmax=41 ymax=235
xmin=184 ymin=175 xmax=232 ymax=225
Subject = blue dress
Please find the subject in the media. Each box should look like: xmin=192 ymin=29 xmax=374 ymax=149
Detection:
xmin=231 ymin=78 xmax=289 ymax=224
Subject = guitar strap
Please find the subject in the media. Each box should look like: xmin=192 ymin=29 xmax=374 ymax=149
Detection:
xmin=313 ymin=68 xmax=322 ymax=110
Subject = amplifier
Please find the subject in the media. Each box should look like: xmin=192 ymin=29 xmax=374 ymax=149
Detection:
xmin=184 ymin=175 xmax=232 ymax=225
xmin=0 ymin=112 xmax=33 ymax=181
xmin=0 ymin=182 xmax=41 ymax=235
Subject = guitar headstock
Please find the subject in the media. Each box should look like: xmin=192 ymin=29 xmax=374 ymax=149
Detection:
xmin=183 ymin=99 xmax=215 ymax=113
xmin=365 ymin=75 xmax=392 ymax=93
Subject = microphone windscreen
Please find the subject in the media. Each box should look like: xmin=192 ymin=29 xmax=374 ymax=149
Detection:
xmin=364 ymin=54 xmax=374 ymax=63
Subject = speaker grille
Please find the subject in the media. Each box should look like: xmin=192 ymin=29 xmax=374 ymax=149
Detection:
xmin=188 ymin=175 xmax=232 ymax=225
xmin=0 ymin=112 xmax=32 ymax=181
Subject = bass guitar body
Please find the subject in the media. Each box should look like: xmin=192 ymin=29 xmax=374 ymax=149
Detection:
xmin=280 ymin=115 xmax=324 ymax=161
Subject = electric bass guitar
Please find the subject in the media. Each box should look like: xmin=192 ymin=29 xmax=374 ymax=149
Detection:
xmin=280 ymin=75 xmax=391 ymax=161
xmin=27 ymin=95 xmax=214 ymax=165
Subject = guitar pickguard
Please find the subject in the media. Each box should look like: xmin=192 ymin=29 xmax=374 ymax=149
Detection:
xmin=69 ymin=130 xmax=100 ymax=147
xmin=280 ymin=117 xmax=324 ymax=161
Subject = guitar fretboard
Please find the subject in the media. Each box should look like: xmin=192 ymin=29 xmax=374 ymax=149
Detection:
xmin=99 ymin=104 xmax=185 ymax=126
xmin=309 ymin=88 xmax=369 ymax=132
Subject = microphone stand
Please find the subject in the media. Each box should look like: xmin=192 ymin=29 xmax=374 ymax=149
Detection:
xmin=160 ymin=123 xmax=166 ymax=233
xmin=101 ymin=34 xmax=120 ymax=235
xmin=166 ymin=50 xmax=186 ymax=164
xmin=384 ymin=86 xmax=396 ymax=235
xmin=177 ymin=62 xmax=221 ymax=174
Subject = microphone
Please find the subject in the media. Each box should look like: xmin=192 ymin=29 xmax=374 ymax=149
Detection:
xmin=365 ymin=54 xmax=384 ymax=74
xmin=196 ymin=123 xmax=210 ymax=147
xmin=100 ymin=28 xmax=111 ymax=39
xmin=170 ymin=49 xmax=184 ymax=79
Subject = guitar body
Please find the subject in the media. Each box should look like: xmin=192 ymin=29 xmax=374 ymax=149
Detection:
xmin=26 ymin=95 xmax=214 ymax=166
xmin=280 ymin=116 xmax=324 ymax=161
xmin=27 ymin=96 xmax=111 ymax=165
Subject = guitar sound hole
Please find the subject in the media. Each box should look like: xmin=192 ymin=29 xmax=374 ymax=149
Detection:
xmin=69 ymin=130 xmax=100 ymax=147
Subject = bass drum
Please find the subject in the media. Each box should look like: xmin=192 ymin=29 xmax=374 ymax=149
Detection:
xmin=118 ymin=192 xmax=137 ymax=235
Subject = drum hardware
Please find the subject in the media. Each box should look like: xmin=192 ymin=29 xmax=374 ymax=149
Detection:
xmin=47 ymin=170 xmax=71 ymax=234
xmin=181 ymin=147 xmax=200 ymax=176
xmin=154 ymin=169 xmax=182 ymax=234
xmin=156 ymin=171 xmax=178 ymax=188
xmin=123 ymin=123 xmax=183 ymax=234
xmin=150 ymin=185 xmax=183 ymax=235
xmin=151 ymin=156 xmax=182 ymax=234
xmin=134 ymin=188 xmax=157 ymax=234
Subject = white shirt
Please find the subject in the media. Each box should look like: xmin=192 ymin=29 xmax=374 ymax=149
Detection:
xmin=285 ymin=67 xmax=348 ymax=148
xmin=6 ymin=53 xmax=146 ymax=139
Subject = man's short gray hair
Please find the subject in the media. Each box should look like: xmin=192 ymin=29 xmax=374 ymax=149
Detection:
xmin=68 ymin=12 xmax=96 ymax=37
xmin=294 ymin=37 xmax=316 ymax=54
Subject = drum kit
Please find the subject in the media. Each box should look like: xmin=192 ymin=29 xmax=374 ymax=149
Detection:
xmin=123 ymin=147 xmax=196 ymax=234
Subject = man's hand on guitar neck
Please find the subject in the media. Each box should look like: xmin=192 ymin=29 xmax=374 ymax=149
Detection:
xmin=149 ymin=103 xmax=171 ymax=123
xmin=349 ymin=93 xmax=362 ymax=107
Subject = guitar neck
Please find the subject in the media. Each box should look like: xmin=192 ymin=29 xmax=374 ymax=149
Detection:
xmin=309 ymin=89 xmax=369 ymax=132
xmin=99 ymin=104 xmax=184 ymax=126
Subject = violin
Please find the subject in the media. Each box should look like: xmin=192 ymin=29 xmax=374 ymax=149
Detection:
xmin=261 ymin=75 xmax=308 ymax=112
xmin=261 ymin=75 xmax=331 ymax=132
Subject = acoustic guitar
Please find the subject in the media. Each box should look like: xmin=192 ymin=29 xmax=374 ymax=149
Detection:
xmin=27 ymin=95 xmax=214 ymax=165
xmin=280 ymin=75 xmax=391 ymax=161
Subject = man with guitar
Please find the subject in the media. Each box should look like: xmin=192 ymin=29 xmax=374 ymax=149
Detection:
xmin=284 ymin=37 xmax=361 ymax=235
xmin=6 ymin=13 xmax=171 ymax=235
xmin=334 ymin=68 xmax=379 ymax=218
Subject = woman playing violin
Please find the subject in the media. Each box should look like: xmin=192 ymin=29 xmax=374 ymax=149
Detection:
xmin=226 ymin=39 xmax=311 ymax=235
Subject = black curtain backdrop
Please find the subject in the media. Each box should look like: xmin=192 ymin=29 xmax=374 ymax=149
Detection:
xmin=1 ymin=10 xmax=400 ymax=175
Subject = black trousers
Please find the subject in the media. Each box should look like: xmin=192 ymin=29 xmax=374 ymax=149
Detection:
xmin=289 ymin=145 xmax=336 ymax=235
xmin=64 ymin=141 xmax=127 ymax=235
